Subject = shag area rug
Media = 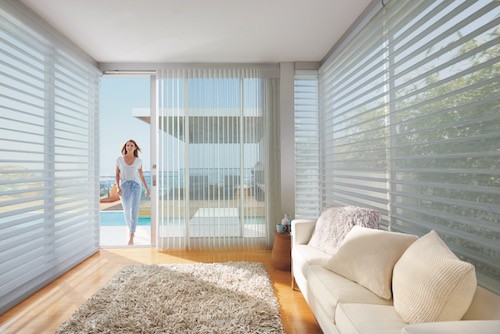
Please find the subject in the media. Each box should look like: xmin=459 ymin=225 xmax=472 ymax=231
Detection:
xmin=56 ymin=262 xmax=284 ymax=334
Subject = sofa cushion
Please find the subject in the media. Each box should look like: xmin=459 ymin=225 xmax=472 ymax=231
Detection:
xmin=462 ymin=286 xmax=500 ymax=320
xmin=393 ymin=230 xmax=477 ymax=324
xmin=335 ymin=303 xmax=406 ymax=334
xmin=324 ymin=226 xmax=417 ymax=300
xmin=307 ymin=206 xmax=380 ymax=255
xmin=401 ymin=320 xmax=500 ymax=334
xmin=292 ymin=244 xmax=330 ymax=279
xmin=307 ymin=265 xmax=392 ymax=324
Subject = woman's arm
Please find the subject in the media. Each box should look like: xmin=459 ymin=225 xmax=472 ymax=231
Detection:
xmin=138 ymin=167 xmax=150 ymax=197
xmin=115 ymin=166 xmax=121 ymax=195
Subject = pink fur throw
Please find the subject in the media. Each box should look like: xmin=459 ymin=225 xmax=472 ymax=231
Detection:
xmin=308 ymin=206 xmax=380 ymax=255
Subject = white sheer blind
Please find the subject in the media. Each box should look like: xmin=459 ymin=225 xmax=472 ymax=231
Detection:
xmin=294 ymin=70 xmax=320 ymax=219
xmin=319 ymin=4 xmax=389 ymax=225
xmin=156 ymin=66 xmax=280 ymax=249
xmin=0 ymin=3 xmax=100 ymax=314
xmin=318 ymin=0 xmax=500 ymax=292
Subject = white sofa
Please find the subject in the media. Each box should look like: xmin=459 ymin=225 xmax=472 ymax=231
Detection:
xmin=291 ymin=218 xmax=500 ymax=334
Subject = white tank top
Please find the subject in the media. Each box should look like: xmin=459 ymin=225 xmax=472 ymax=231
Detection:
xmin=117 ymin=156 xmax=142 ymax=185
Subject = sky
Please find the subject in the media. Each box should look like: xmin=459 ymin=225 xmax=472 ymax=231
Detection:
xmin=99 ymin=76 xmax=150 ymax=176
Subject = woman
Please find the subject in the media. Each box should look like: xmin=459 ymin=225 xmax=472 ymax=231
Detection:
xmin=116 ymin=139 xmax=150 ymax=245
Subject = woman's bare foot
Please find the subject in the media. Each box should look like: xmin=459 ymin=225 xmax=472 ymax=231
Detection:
xmin=128 ymin=233 xmax=134 ymax=245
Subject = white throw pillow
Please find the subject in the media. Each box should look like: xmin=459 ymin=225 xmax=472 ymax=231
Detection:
xmin=307 ymin=206 xmax=380 ymax=255
xmin=392 ymin=230 xmax=477 ymax=324
xmin=324 ymin=226 xmax=418 ymax=300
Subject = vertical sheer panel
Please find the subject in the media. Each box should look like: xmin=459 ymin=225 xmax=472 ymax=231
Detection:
xmin=316 ymin=0 xmax=500 ymax=292
xmin=156 ymin=66 xmax=279 ymax=249
xmin=0 ymin=3 xmax=100 ymax=314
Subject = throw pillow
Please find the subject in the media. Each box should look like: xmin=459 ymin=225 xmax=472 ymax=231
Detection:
xmin=307 ymin=206 xmax=380 ymax=255
xmin=324 ymin=226 xmax=418 ymax=300
xmin=392 ymin=230 xmax=477 ymax=324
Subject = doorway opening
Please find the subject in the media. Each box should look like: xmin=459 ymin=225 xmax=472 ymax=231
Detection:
xmin=99 ymin=75 xmax=151 ymax=247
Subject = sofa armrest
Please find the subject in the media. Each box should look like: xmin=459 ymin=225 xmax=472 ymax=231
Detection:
xmin=291 ymin=219 xmax=316 ymax=246
xmin=401 ymin=320 xmax=500 ymax=334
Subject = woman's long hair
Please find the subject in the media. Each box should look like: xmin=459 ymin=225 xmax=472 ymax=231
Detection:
xmin=121 ymin=139 xmax=141 ymax=157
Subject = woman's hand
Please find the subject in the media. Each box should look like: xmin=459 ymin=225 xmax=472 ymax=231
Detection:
xmin=145 ymin=189 xmax=151 ymax=197
xmin=117 ymin=187 xmax=122 ymax=195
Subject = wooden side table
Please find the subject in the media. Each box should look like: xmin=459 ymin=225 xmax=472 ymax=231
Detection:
xmin=271 ymin=231 xmax=291 ymax=271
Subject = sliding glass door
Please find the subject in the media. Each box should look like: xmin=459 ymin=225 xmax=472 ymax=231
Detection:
xmin=155 ymin=67 xmax=279 ymax=249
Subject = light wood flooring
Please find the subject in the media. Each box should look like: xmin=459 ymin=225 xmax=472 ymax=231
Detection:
xmin=0 ymin=247 xmax=322 ymax=334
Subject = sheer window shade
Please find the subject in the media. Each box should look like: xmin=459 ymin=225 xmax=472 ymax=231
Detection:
xmin=315 ymin=0 xmax=500 ymax=292
xmin=0 ymin=3 xmax=100 ymax=314
xmin=294 ymin=70 xmax=320 ymax=219
xmin=319 ymin=3 xmax=389 ymax=224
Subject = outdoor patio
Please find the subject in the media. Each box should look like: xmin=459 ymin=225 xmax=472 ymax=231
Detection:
xmin=99 ymin=195 xmax=266 ymax=247
xmin=100 ymin=224 xmax=151 ymax=247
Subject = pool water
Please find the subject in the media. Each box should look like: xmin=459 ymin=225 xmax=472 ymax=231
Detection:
xmin=100 ymin=211 xmax=151 ymax=226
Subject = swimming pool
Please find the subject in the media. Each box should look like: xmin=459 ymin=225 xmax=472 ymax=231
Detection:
xmin=99 ymin=211 xmax=151 ymax=226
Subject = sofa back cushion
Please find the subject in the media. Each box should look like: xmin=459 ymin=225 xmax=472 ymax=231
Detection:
xmin=325 ymin=226 xmax=418 ymax=300
xmin=462 ymin=286 xmax=500 ymax=320
xmin=393 ymin=230 xmax=477 ymax=324
xmin=307 ymin=206 xmax=379 ymax=255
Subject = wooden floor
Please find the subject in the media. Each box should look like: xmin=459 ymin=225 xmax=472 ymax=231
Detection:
xmin=0 ymin=247 xmax=322 ymax=334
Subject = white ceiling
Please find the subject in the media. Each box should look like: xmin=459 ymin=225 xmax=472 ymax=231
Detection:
xmin=19 ymin=0 xmax=372 ymax=64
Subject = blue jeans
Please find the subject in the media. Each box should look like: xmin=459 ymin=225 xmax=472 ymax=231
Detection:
xmin=120 ymin=181 xmax=141 ymax=234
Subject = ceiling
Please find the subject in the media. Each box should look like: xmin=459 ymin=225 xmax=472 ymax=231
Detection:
xmin=19 ymin=0 xmax=372 ymax=64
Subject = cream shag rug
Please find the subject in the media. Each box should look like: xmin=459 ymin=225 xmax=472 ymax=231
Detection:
xmin=56 ymin=262 xmax=285 ymax=334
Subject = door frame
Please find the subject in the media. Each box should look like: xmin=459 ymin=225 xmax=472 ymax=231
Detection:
xmin=149 ymin=75 xmax=157 ymax=247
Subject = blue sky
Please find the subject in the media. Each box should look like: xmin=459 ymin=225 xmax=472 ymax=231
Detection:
xmin=99 ymin=76 xmax=150 ymax=176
